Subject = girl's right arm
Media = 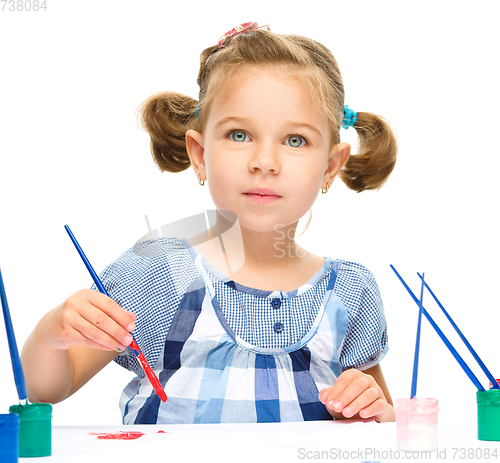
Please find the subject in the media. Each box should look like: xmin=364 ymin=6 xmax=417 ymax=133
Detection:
xmin=21 ymin=289 xmax=136 ymax=404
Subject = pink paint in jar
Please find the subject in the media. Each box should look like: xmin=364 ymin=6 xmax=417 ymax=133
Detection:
xmin=395 ymin=398 xmax=439 ymax=452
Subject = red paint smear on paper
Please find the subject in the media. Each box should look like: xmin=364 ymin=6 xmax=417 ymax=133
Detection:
xmin=157 ymin=430 xmax=167 ymax=434
xmin=130 ymin=339 xmax=167 ymax=402
xmin=89 ymin=431 xmax=144 ymax=440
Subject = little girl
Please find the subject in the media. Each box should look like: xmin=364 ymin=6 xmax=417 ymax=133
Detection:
xmin=22 ymin=23 xmax=397 ymax=424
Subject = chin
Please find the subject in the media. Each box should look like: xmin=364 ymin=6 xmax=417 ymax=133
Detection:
xmin=239 ymin=217 xmax=294 ymax=234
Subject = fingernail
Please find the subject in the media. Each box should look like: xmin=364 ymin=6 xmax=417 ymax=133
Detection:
xmin=117 ymin=345 xmax=126 ymax=352
xmin=127 ymin=323 xmax=136 ymax=332
xmin=332 ymin=401 xmax=343 ymax=412
xmin=124 ymin=334 xmax=133 ymax=345
xmin=343 ymin=406 xmax=352 ymax=417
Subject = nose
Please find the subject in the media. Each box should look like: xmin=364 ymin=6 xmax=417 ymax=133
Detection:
xmin=248 ymin=141 xmax=281 ymax=174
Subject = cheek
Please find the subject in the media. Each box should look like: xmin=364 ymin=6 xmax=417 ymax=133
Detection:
xmin=292 ymin=162 xmax=324 ymax=193
xmin=205 ymin=154 xmax=237 ymax=207
xmin=206 ymin=154 xmax=233 ymax=186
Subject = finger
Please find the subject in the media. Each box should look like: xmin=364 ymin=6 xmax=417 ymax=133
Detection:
xmin=72 ymin=316 xmax=131 ymax=351
xmin=339 ymin=386 xmax=382 ymax=418
xmin=63 ymin=324 xmax=117 ymax=351
xmin=79 ymin=303 xmax=133 ymax=348
xmin=83 ymin=289 xmax=136 ymax=331
xmin=319 ymin=370 xmax=359 ymax=406
xmin=358 ymin=397 xmax=387 ymax=420
xmin=328 ymin=375 xmax=372 ymax=414
xmin=319 ymin=388 xmax=328 ymax=403
xmin=319 ymin=387 xmax=335 ymax=408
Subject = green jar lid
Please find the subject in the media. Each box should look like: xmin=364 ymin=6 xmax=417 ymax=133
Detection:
xmin=9 ymin=403 xmax=52 ymax=420
xmin=477 ymin=390 xmax=500 ymax=405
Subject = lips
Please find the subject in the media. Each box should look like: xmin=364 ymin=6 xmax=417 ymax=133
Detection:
xmin=243 ymin=188 xmax=281 ymax=204
xmin=243 ymin=188 xmax=281 ymax=196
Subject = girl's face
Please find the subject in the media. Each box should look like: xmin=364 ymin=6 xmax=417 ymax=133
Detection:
xmin=186 ymin=66 xmax=350 ymax=233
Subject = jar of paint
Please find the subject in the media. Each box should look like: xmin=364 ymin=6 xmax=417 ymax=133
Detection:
xmin=477 ymin=389 xmax=500 ymax=441
xmin=0 ymin=413 xmax=19 ymax=463
xmin=9 ymin=403 xmax=52 ymax=457
xmin=395 ymin=397 xmax=439 ymax=452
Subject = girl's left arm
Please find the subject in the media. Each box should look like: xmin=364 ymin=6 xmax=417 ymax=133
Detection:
xmin=319 ymin=363 xmax=395 ymax=422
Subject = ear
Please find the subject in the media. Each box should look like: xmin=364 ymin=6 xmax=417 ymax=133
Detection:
xmin=322 ymin=142 xmax=351 ymax=189
xmin=186 ymin=129 xmax=206 ymax=182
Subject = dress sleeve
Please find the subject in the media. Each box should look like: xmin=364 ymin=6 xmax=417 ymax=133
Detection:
xmin=92 ymin=238 xmax=199 ymax=376
xmin=334 ymin=260 xmax=389 ymax=371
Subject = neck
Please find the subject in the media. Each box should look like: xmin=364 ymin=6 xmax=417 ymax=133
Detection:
xmin=204 ymin=210 xmax=303 ymax=275
xmin=239 ymin=224 xmax=299 ymax=268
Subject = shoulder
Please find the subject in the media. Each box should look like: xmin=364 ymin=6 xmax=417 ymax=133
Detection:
xmin=102 ymin=238 xmax=194 ymax=285
xmin=332 ymin=259 xmax=383 ymax=315
xmin=334 ymin=259 xmax=380 ymax=293
xmin=108 ymin=236 xmax=190 ymax=272
xmin=98 ymin=237 xmax=200 ymax=308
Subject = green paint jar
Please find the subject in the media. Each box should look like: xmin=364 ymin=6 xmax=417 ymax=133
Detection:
xmin=477 ymin=389 xmax=500 ymax=441
xmin=9 ymin=403 xmax=52 ymax=457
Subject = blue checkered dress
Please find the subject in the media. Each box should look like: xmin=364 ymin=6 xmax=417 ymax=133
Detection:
xmin=97 ymin=238 xmax=388 ymax=424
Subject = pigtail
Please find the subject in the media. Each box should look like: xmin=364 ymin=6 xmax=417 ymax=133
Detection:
xmin=340 ymin=112 xmax=398 ymax=192
xmin=136 ymin=91 xmax=198 ymax=173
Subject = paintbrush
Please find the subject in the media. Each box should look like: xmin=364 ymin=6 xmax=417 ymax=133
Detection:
xmin=391 ymin=265 xmax=485 ymax=391
xmin=0 ymin=265 xmax=28 ymax=405
xmin=410 ymin=273 xmax=425 ymax=399
xmin=64 ymin=225 xmax=167 ymax=402
xmin=416 ymin=272 xmax=500 ymax=390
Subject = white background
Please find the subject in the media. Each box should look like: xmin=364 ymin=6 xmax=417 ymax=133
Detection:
xmin=0 ymin=0 xmax=499 ymax=427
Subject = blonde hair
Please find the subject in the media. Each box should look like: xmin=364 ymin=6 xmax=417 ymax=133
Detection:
xmin=137 ymin=28 xmax=397 ymax=192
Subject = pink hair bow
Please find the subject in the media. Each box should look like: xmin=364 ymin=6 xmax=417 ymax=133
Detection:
xmin=218 ymin=22 xmax=270 ymax=49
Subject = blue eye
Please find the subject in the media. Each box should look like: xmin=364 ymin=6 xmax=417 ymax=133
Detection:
xmin=229 ymin=131 xmax=249 ymax=142
xmin=285 ymin=135 xmax=306 ymax=147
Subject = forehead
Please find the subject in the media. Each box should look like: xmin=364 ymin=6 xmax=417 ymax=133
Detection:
xmin=207 ymin=65 xmax=328 ymax=125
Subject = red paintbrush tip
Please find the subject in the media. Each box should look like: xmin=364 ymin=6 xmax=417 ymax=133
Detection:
xmin=130 ymin=339 xmax=167 ymax=402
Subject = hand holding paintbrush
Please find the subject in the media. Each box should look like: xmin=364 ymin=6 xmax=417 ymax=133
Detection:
xmin=37 ymin=289 xmax=136 ymax=353
xmin=63 ymin=225 xmax=167 ymax=402
xmin=20 ymin=286 xmax=137 ymax=404
xmin=19 ymin=226 xmax=166 ymax=406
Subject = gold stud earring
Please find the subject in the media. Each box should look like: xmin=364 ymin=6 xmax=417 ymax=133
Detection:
xmin=198 ymin=174 xmax=205 ymax=186
xmin=321 ymin=182 xmax=329 ymax=194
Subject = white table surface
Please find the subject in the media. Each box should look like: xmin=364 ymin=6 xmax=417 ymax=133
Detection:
xmin=22 ymin=420 xmax=500 ymax=463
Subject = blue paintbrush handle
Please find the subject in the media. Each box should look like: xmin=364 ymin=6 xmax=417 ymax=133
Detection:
xmin=64 ymin=225 xmax=168 ymax=402
xmin=64 ymin=225 xmax=109 ymax=296
xmin=410 ymin=273 xmax=424 ymax=399
xmin=417 ymin=272 xmax=500 ymax=390
xmin=391 ymin=265 xmax=485 ymax=391
xmin=0 ymin=266 xmax=28 ymax=402
xmin=64 ymin=225 xmax=140 ymax=346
